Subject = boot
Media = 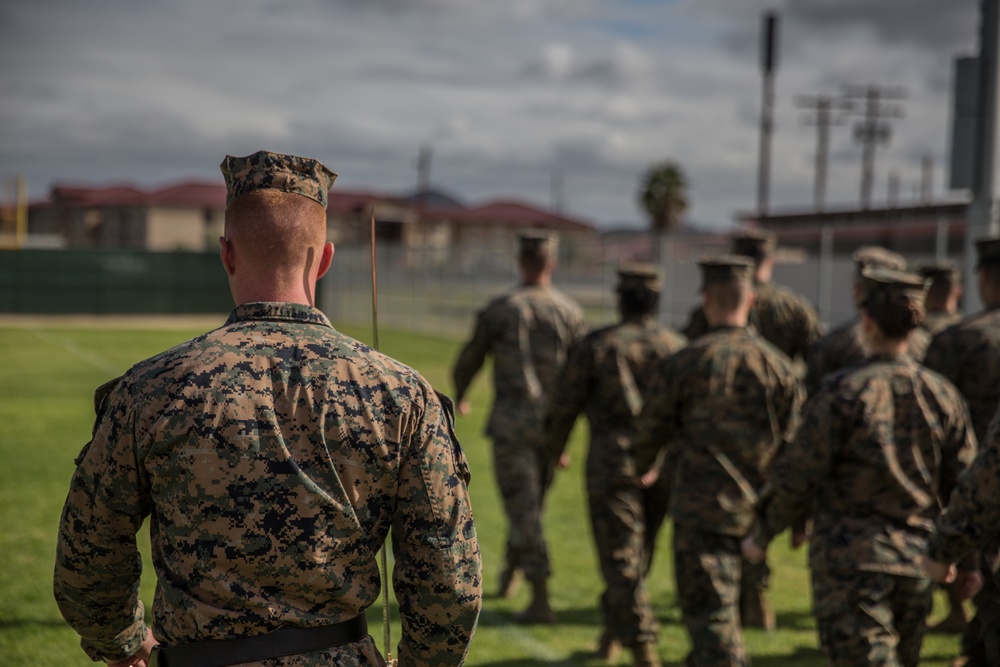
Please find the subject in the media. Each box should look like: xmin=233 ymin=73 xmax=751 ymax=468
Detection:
xmin=497 ymin=564 xmax=521 ymax=599
xmin=595 ymin=629 xmax=621 ymax=663
xmin=740 ymin=587 xmax=776 ymax=632
xmin=513 ymin=579 xmax=554 ymax=624
xmin=632 ymin=641 xmax=661 ymax=667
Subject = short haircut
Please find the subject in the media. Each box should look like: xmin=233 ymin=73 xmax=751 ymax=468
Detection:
xmin=224 ymin=189 xmax=327 ymax=270
xmin=619 ymin=286 xmax=660 ymax=319
xmin=705 ymin=280 xmax=751 ymax=311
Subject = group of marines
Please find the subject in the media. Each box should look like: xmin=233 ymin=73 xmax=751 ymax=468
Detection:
xmin=453 ymin=229 xmax=1000 ymax=667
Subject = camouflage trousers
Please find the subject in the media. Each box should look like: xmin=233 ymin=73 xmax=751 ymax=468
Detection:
xmin=492 ymin=438 xmax=550 ymax=581
xmin=640 ymin=465 xmax=671 ymax=577
xmin=960 ymin=569 xmax=1000 ymax=666
xmin=673 ymin=527 xmax=749 ymax=667
xmin=588 ymin=485 xmax=658 ymax=647
xmin=813 ymin=569 xmax=932 ymax=667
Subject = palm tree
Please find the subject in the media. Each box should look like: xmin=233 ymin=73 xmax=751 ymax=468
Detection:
xmin=637 ymin=161 xmax=689 ymax=263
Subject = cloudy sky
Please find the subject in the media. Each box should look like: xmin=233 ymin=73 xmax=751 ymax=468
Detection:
xmin=0 ymin=0 xmax=981 ymax=230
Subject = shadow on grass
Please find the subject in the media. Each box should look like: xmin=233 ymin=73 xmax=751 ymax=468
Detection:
xmin=0 ymin=617 xmax=69 ymax=629
xmin=749 ymin=646 xmax=826 ymax=666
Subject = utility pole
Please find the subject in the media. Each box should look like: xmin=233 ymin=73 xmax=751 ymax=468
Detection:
xmin=921 ymin=154 xmax=934 ymax=205
xmin=796 ymin=94 xmax=851 ymax=211
xmin=416 ymin=144 xmax=432 ymax=208
xmin=756 ymin=12 xmax=779 ymax=218
xmin=965 ymin=0 xmax=1000 ymax=312
xmin=843 ymin=84 xmax=906 ymax=209
xmin=550 ymin=171 xmax=564 ymax=213
xmin=887 ymin=169 xmax=900 ymax=208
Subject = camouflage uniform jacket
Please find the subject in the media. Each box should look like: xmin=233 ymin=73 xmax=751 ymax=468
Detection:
xmin=755 ymin=353 xmax=976 ymax=577
xmin=929 ymin=406 xmax=1000 ymax=584
xmin=54 ymin=303 xmax=482 ymax=666
xmin=805 ymin=318 xmax=931 ymax=394
xmin=544 ymin=318 xmax=686 ymax=495
xmin=452 ymin=284 xmax=587 ymax=443
xmin=923 ymin=307 xmax=1000 ymax=442
xmin=682 ymin=281 xmax=823 ymax=362
xmin=922 ymin=311 xmax=962 ymax=337
xmin=632 ymin=326 xmax=803 ymax=536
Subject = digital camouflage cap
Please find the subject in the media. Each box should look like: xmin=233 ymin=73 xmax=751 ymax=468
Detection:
xmin=698 ymin=254 xmax=755 ymax=288
xmin=859 ymin=266 xmax=928 ymax=333
xmin=518 ymin=230 xmax=559 ymax=258
xmin=616 ymin=262 xmax=662 ymax=292
xmin=731 ymin=229 xmax=776 ymax=262
xmin=852 ymin=245 xmax=906 ymax=274
xmin=918 ymin=261 xmax=961 ymax=286
xmin=220 ymin=150 xmax=337 ymax=208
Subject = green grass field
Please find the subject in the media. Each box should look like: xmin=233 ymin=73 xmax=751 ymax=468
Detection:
xmin=0 ymin=319 xmax=967 ymax=666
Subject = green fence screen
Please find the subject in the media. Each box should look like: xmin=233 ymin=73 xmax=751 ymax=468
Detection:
xmin=0 ymin=249 xmax=235 ymax=314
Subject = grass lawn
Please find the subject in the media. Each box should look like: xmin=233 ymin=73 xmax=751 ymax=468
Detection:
xmin=0 ymin=319 xmax=966 ymax=666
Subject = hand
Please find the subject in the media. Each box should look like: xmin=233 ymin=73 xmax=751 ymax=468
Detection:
xmin=107 ymin=630 xmax=158 ymax=667
xmin=741 ymin=535 xmax=766 ymax=564
xmin=457 ymin=399 xmax=471 ymax=416
xmin=921 ymin=557 xmax=957 ymax=584
xmin=955 ymin=570 xmax=984 ymax=601
xmin=791 ymin=529 xmax=809 ymax=550
xmin=557 ymin=453 xmax=571 ymax=469
xmin=636 ymin=468 xmax=659 ymax=489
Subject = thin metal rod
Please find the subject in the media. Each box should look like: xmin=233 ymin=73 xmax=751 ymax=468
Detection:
xmin=370 ymin=206 xmax=393 ymax=664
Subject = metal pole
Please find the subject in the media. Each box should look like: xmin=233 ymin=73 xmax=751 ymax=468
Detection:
xmin=964 ymin=0 xmax=1000 ymax=313
xmin=819 ymin=223 xmax=834 ymax=325
xmin=757 ymin=12 xmax=778 ymax=217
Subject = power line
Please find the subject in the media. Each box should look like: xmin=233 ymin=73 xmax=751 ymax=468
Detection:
xmin=796 ymin=94 xmax=851 ymax=212
xmin=843 ymin=84 xmax=906 ymax=209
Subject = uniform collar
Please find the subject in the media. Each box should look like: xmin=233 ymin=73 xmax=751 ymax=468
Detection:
xmin=225 ymin=302 xmax=333 ymax=328
xmin=865 ymin=351 xmax=912 ymax=365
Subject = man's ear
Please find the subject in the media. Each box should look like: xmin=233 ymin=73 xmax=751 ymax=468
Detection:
xmin=316 ymin=241 xmax=335 ymax=279
xmin=219 ymin=236 xmax=237 ymax=277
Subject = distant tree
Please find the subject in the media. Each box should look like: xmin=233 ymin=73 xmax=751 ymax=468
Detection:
xmin=637 ymin=161 xmax=689 ymax=262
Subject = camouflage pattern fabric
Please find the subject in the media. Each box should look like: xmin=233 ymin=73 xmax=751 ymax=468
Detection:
xmin=922 ymin=311 xmax=962 ymax=337
xmin=682 ymin=281 xmax=823 ymax=363
xmin=633 ymin=326 xmax=803 ymax=537
xmin=673 ymin=529 xmax=748 ymax=667
xmin=924 ymin=308 xmax=1000 ymax=666
xmin=805 ymin=320 xmax=931 ymax=395
xmin=632 ymin=325 xmax=802 ymax=666
xmin=220 ymin=151 xmax=337 ymax=207
xmin=923 ymin=308 xmax=1000 ymax=442
xmin=754 ymin=354 xmax=975 ymax=664
xmin=491 ymin=436 xmax=551 ymax=579
xmin=452 ymin=284 xmax=586 ymax=580
xmin=54 ymin=303 xmax=482 ymax=666
xmin=815 ymin=570 xmax=933 ymax=667
xmin=929 ymin=406 xmax=1000 ymax=664
xmin=544 ymin=319 xmax=685 ymax=646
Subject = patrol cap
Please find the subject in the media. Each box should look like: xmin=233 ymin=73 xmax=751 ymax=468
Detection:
xmin=975 ymin=236 xmax=1000 ymax=267
xmin=518 ymin=230 xmax=559 ymax=258
xmin=859 ymin=267 xmax=928 ymax=311
xmin=730 ymin=229 xmax=776 ymax=261
xmin=220 ymin=150 xmax=337 ymax=208
xmin=918 ymin=261 xmax=961 ymax=285
xmin=698 ymin=254 xmax=755 ymax=288
xmin=852 ymin=245 xmax=906 ymax=274
xmin=616 ymin=262 xmax=662 ymax=292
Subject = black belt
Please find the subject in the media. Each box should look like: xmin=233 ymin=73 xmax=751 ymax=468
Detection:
xmin=150 ymin=614 xmax=369 ymax=667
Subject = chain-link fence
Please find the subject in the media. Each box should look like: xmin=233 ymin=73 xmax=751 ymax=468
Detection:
xmin=319 ymin=223 xmax=966 ymax=340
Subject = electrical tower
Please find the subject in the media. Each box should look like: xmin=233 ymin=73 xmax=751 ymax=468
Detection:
xmin=843 ymin=84 xmax=906 ymax=209
xmin=796 ymin=94 xmax=851 ymax=212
